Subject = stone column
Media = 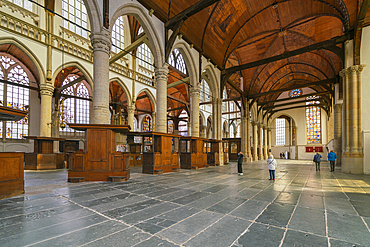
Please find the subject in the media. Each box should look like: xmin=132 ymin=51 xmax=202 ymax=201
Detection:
xmin=252 ymin=122 xmax=258 ymax=161
xmin=91 ymin=28 xmax=111 ymax=124
xmin=190 ymin=87 xmax=200 ymax=137
xmin=40 ymin=84 xmax=54 ymax=137
xmin=334 ymin=103 xmax=342 ymax=166
xmin=241 ymin=116 xmax=248 ymax=162
xmin=340 ymin=65 xmax=365 ymax=174
xmin=155 ymin=65 xmax=169 ymax=133
xmin=258 ymin=124 xmax=263 ymax=160
xmin=152 ymin=112 xmax=156 ymax=131
xmin=201 ymin=125 xmax=206 ymax=138
xmin=264 ymin=126 xmax=268 ymax=159
xmin=127 ymin=105 xmax=135 ymax=131
xmin=268 ymin=127 xmax=272 ymax=154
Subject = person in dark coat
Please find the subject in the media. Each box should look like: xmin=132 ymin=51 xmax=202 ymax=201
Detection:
xmin=237 ymin=152 xmax=243 ymax=175
xmin=313 ymin=152 xmax=322 ymax=171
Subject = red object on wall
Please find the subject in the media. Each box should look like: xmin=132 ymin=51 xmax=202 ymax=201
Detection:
xmin=315 ymin=146 xmax=323 ymax=152
xmin=306 ymin=146 xmax=314 ymax=152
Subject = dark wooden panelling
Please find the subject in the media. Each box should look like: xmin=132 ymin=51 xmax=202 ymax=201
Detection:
xmin=0 ymin=152 xmax=24 ymax=200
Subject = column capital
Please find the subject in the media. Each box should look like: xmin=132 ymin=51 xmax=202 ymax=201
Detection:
xmin=252 ymin=121 xmax=258 ymax=126
xmin=90 ymin=28 xmax=112 ymax=55
xmin=190 ymin=87 xmax=200 ymax=96
xmin=340 ymin=65 xmax=366 ymax=77
xmin=127 ymin=105 xmax=135 ymax=114
xmin=40 ymin=83 xmax=54 ymax=96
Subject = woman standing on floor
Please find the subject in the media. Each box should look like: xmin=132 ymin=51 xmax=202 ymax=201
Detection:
xmin=267 ymin=154 xmax=277 ymax=180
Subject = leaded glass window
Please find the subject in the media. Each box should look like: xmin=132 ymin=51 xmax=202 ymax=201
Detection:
xmin=168 ymin=49 xmax=187 ymax=75
xmin=142 ymin=115 xmax=151 ymax=132
xmin=59 ymin=75 xmax=90 ymax=136
xmin=200 ymin=79 xmax=212 ymax=113
xmin=168 ymin=120 xmax=174 ymax=134
xmin=290 ymin=89 xmax=302 ymax=97
xmin=229 ymin=124 xmax=234 ymax=138
xmin=222 ymin=89 xmax=227 ymax=111
xmin=0 ymin=55 xmax=29 ymax=139
xmin=178 ymin=110 xmax=188 ymax=136
xmin=137 ymin=27 xmax=152 ymax=71
xmin=306 ymin=96 xmax=321 ymax=144
xmin=236 ymin=124 xmax=240 ymax=138
xmin=112 ymin=16 xmax=124 ymax=53
xmin=275 ymin=118 xmax=285 ymax=145
xmin=62 ymin=0 xmax=88 ymax=38
xmin=7 ymin=0 xmax=32 ymax=11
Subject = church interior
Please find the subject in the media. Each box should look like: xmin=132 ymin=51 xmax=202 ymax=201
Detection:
xmin=0 ymin=0 xmax=370 ymax=246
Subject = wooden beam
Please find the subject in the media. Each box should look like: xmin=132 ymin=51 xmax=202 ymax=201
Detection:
xmin=167 ymin=106 xmax=185 ymax=112
xmin=165 ymin=0 xmax=220 ymax=29
xmin=223 ymin=32 xmax=353 ymax=75
xmin=263 ymin=98 xmax=326 ymax=110
xmin=167 ymin=77 xmax=190 ymax=88
xmin=227 ymin=80 xmax=244 ymax=96
xmin=258 ymin=92 xmax=330 ymax=106
xmin=0 ymin=79 xmax=39 ymax=91
xmin=109 ymin=33 xmax=147 ymax=64
xmin=165 ymin=20 xmax=184 ymax=62
xmin=249 ymin=78 xmax=336 ymax=98
xmin=200 ymin=97 xmax=240 ymax=105
xmin=268 ymin=103 xmax=326 ymax=115
xmin=222 ymin=110 xmax=241 ymax=115
xmin=167 ymin=94 xmax=189 ymax=106
xmin=61 ymin=93 xmax=92 ymax=102
xmin=59 ymin=76 xmax=86 ymax=91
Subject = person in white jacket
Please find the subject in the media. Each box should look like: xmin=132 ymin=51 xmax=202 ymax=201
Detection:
xmin=267 ymin=154 xmax=277 ymax=180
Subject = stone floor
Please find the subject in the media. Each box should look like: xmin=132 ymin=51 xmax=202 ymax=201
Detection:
xmin=1 ymin=160 xmax=370 ymax=247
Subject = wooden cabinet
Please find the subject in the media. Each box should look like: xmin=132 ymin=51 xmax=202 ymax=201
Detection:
xmin=0 ymin=152 xmax=24 ymax=200
xmin=68 ymin=124 xmax=130 ymax=182
xmin=223 ymin=138 xmax=241 ymax=161
xmin=179 ymin=137 xmax=208 ymax=169
xmin=206 ymin=140 xmax=222 ymax=166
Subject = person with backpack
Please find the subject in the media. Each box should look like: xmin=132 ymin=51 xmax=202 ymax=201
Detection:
xmin=267 ymin=154 xmax=277 ymax=180
xmin=313 ymin=152 xmax=322 ymax=171
xmin=327 ymin=150 xmax=337 ymax=172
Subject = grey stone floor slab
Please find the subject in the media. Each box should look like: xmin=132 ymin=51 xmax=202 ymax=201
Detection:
xmin=206 ymin=196 xmax=247 ymax=214
xmin=171 ymin=191 xmax=210 ymax=205
xmin=256 ymin=203 xmax=295 ymax=227
xmin=288 ymin=206 xmax=326 ymax=236
xmin=157 ymin=206 xmax=201 ymax=222
xmin=282 ymin=229 xmax=328 ymax=247
xmin=236 ymin=223 xmax=285 ymax=247
xmin=230 ymin=199 xmax=270 ymax=220
xmin=133 ymin=236 xmax=179 ymax=247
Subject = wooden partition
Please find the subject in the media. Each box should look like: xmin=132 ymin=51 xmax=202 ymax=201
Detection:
xmin=206 ymin=140 xmax=222 ymax=166
xmin=125 ymin=132 xmax=180 ymax=174
xmin=179 ymin=137 xmax=208 ymax=169
xmin=222 ymin=138 xmax=241 ymax=161
xmin=67 ymin=124 xmax=130 ymax=182
xmin=223 ymin=141 xmax=229 ymax=164
xmin=124 ymin=135 xmax=143 ymax=167
xmin=24 ymin=136 xmax=65 ymax=170
xmin=0 ymin=152 xmax=24 ymax=199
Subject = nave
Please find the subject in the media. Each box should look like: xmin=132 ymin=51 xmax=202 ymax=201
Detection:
xmin=1 ymin=160 xmax=370 ymax=246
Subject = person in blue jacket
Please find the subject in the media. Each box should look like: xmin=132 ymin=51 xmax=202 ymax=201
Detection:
xmin=327 ymin=150 xmax=337 ymax=172
xmin=313 ymin=152 xmax=322 ymax=171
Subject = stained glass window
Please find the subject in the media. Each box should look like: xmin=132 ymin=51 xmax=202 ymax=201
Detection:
xmin=0 ymin=55 xmax=29 ymax=139
xmin=59 ymin=75 xmax=90 ymax=136
xmin=112 ymin=16 xmax=124 ymax=53
xmin=275 ymin=118 xmax=285 ymax=145
xmin=142 ymin=115 xmax=151 ymax=132
xmin=306 ymin=96 xmax=321 ymax=144
xmin=8 ymin=0 xmax=32 ymax=11
xmin=62 ymin=0 xmax=88 ymax=38
xmin=168 ymin=120 xmax=173 ymax=134
xmin=168 ymin=49 xmax=187 ymax=75
xmin=290 ymin=89 xmax=302 ymax=97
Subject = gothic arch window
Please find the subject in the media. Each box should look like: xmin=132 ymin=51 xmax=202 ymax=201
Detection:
xmin=200 ymin=79 xmax=212 ymax=113
xmin=137 ymin=27 xmax=152 ymax=71
xmin=0 ymin=55 xmax=30 ymax=139
xmin=306 ymin=96 xmax=321 ymax=144
xmin=142 ymin=115 xmax=152 ymax=132
xmin=178 ymin=110 xmax=188 ymax=136
xmin=168 ymin=49 xmax=187 ymax=75
xmin=229 ymin=124 xmax=235 ymax=138
xmin=275 ymin=118 xmax=285 ymax=145
xmin=112 ymin=16 xmax=125 ymax=53
xmin=236 ymin=124 xmax=240 ymax=138
xmin=62 ymin=0 xmax=88 ymax=38
xmin=59 ymin=75 xmax=90 ymax=136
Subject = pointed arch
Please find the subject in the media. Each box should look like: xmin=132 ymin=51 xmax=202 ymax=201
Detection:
xmin=82 ymin=0 xmax=102 ymax=33
xmin=172 ymin=41 xmax=197 ymax=87
xmin=109 ymin=77 xmax=132 ymax=107
xmin=202 ymin=64 xmax=219 ymax=98
xmin=135 ymin=88 xmax=156 ymax=112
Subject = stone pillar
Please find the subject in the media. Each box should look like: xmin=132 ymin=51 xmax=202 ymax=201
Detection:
xmin=334 ymin=103 xmax=342 ymax=166
xmin=190 ymin=87 xmax=200 ymax=137
xmin=40 ymin=84 xmax=54 ymax=137
xmin=91 ymin=29 xmax=111 ymax=124
xmin=152 ymin=112 xmax=156 ymax=132
xmin=201 ymin=125 xmax=206 ymax=138
xmin=264 ymin=126 xmax=268 ymax=159
xmin=252 ymin=122 xmax=258 ymax=161
xmin=340 ymin=65 xmax=365 ymax=174
xmin=155 ymin=65 xmax=169 ymax=133
xmin=268 ymin=127 xmax=272 ymax=154
xmin=241 ymin=117 xmax=248 ymax=162
xmin=127 ymin=105 xmax=135 ymax=131
xmin=258 ymin=124 xmax=263 ymax=160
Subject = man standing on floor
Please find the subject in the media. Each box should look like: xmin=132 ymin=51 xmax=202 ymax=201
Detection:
xmin=313 ymin=152 xmax=322 ymax=171
xmin=237 ymin=152 xmax=243 ymax=175
xmin=327 ymin=150 xmax=337 ymax=172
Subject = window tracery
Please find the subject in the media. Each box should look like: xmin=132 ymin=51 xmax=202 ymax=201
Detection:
xmin=137 ymin=27 xmax=152 ymax=72
xmin=112 ymin=16 xmax=125 ymax=54
xmin=306 ymin=96 xmax=321 ymax=144
xmin=62 ymin=0 xmax=88 ymax=38
xmin=275 ymin=118 xmax=285 ymax=145
xmin=200 ymin=79 xmax=212 ymax=113
xmin=168 ymin=49 xmax=187 ymax=75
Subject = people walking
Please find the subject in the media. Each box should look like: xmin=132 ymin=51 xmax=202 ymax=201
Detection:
xmin=237 ymin=151 xmax=243 ymax=175
xmin=327 ymin=150 xmax=337 ymax=172
xmin=313 ymin=152 xmax=322 ymax=171
xmin=267 ymin=154 xmax=277 ymax=180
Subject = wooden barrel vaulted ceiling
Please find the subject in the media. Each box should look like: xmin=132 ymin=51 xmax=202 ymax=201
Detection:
xmin=138 ymin=0 xmax=370 ymax=107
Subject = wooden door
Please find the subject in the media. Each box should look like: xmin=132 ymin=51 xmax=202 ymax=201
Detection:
xmin=87 ymin=129 xmax=109 ymax=171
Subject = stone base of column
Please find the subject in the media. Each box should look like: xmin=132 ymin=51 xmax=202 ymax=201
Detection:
xmin=253 ymin=154 xmax=258 ymax=161
xmin=342 ymin=152 xmax=363 ymax=174
xmin=264 ymin=154 xmax=268 ymax=160
xmin=219 ymin=151 xmax=224 ymax=166
xmin=258 ymin=153 xmax=264 ymax=160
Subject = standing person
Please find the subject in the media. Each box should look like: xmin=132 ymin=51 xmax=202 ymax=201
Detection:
xmin=267 ymin=154 xmax=277 ymax=180
xmin=237 ymin=152 xmax=243 ymax=175
xmin=313 ymin=152 xmax=322 ymax=171
xmin=327 ymin=150 xmax=337 ymax=172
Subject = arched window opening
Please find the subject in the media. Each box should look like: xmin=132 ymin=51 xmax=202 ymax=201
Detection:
xmin=142 ymin=115 xmax=152 ymax=132
xmin=236 ymin=124 xmax=240 ymax=138
xmin=62 ymin=0 xmax=88 ymax=38
xmin=133 ymin=117 xmax=138 ymax=132
xmin=168 ymin=120 xmax=174 ymax=134
xmin=112 ymin=16 xmax=125 ymax=53
xmin=222 ymin=89 xmax=227 ymax=112
xmin=0 ymin=55 xmax=30 ymax=139
xmin=59 ymin=75 xmax=90 ymax=136
xmin=200 ymin=79 xmax=212 ymax=113
xmin=306 ymin=96 xmax=321 ymax=144
xmin=8 ymin=0 xmax=32 ymax=11
xmin=168 ymin=49 xmax=187 ymax=75
xmin=137 ymin=27 xmax=152 ymax=72
xmin=178 ymin=110 xmax=188 ymax=136
xmin=229 ymin=124 xmax=235 ymax=138
xmin=275 ymin=118 xmax=285 ymax=146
